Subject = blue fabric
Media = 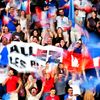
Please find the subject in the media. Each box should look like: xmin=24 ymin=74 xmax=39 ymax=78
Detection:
xmin=68 ymin=0 xmax=75 ymax=27
xmin=64 ymin=94 xmax=79 ymax=100
xmin=58 ymin=0 xmax=66 ymax=7
xmin=2 ymin=93 xmax=10 ymax=100
xmin=42 ymin=92 xmax=50 ymax=100
xmin=0 ymin=46 xmax=8 ymax=66
xmin=82 ymin=32 xmax=100 ymax=58
xmin=6 ymin=14 xmax=16 ymax=32
xmin=88 ymin=47 xmax=100 ymax=58
xmin=7 ymin=22 xmax=16 ymax=32
xmin=64 ymin=94 xmax=68 ymax=100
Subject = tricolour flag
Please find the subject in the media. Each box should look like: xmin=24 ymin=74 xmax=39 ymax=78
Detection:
xmin=2 ymin=15 xmax=10 ymax=25
xmin=21 ymin=0 xmax=31 ymax=14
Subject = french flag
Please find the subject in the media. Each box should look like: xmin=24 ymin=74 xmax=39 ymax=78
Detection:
xmin=21 ymin=0 xmax=31 ymax=14
xmin=48 ymin=6 xmax=57 ymax=18
xmin=2 ymin=15 xmax=10 ymax=25
xmin=35 ymin=6 xmax=42 ymax=20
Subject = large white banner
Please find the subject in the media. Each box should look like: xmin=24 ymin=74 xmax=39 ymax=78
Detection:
xmin=7 ymin=42 xmax=63 ymax=72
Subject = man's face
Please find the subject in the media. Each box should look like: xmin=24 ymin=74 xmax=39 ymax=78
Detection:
xmin=68 ymin=88 xmax=73 ymax=96
xmin=59 ymin=10 xmax=64 ymax=16
xmin=10 ymin=7 xmax=15 ymax=14
xmin=8 ymin=70 xmax=14 ymax=76
xmin=50 ymin=89 xmax=56 ymax=95
xmin=31 ymin=88 xmax=37 ymax=96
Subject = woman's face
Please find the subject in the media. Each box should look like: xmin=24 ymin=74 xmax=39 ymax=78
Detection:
xmin=2 ymin=37 xmax=8 ymax=45
xmin=21 ymin=11 xmax=25 ymax=16
xmin=59 ymin=63 xmax=63 ymax=69
xmin=91 ymin=11 xmax=97 ymax=18
xmin=45 ymin=73 xmax=50 ymax=80
xmin=28 ymin=75 xmax=33 ymax=82
xmin=4 ymin=27 xmax=9 ymax=33
xmin=33 ymin=30 xmax=38 ymax=36
xmin=57 ymin=28 xmax=63 ymax=34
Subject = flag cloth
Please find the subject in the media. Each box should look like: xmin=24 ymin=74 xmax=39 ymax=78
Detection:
xmin=62 ymin=49 xmax=100 ymax=72
xmin=0 ymin=46 xmax=8 ymax=66
xmin=2 ymin=15 xmax=10 ymax=25
xmin=63 ymin=50 xmax=83 ymax=72
xmin=26 ymin=0 xmax=31 ymax=14
xmin=35 ymin=6 xmax=42 ymax=20
xmin=68 ymin=0 xmax=75 ymax=27
xmin=21 ymin=0 xmax=31 ymax=14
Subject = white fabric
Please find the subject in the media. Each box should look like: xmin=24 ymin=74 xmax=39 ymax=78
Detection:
xmin=19 ymin=18 xmax=27 ymax=30
xmin=27 ymin=92 xmax=42 ymax=100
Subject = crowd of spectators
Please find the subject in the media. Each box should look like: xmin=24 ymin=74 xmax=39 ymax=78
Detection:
xmin=0 ymin=0 xmax=100 ymax=100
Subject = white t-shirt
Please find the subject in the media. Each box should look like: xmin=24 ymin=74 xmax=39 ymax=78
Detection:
xmin=56 ymin=16 xmax=69 ymax=30
xmin=20 ymin=18 xmax=27 ymax=30
xmin=27 ymin=92 xmax=42 ymax=100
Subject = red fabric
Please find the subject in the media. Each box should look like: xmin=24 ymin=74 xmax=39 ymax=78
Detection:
xmin=46 ymin=95 xmax=60 ymax=100
xmin=43 ymin=78 xmax=54 ymax=93
xmin=2 ymin=16 xmax=10 ymax=25
xmin=83 ymin=6 xmax=92 ymax=13
xmin=62 ymin=50 xmax=94 ymax=72
xmin=6 ymin=76 xmax=19 ymax=93
xmin=26 ymin=0 xmax=31 ymax=14
xmin=35 ymin=7 xmax=42 ymax=20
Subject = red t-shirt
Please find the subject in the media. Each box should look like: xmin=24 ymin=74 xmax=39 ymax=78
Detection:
xmin=43 ymin=77 xmax=54 ymax=93
xmin=6 ymin=76 xmax=19 ymax=93
xmin=46 ymin=95 xmax=60 ymax=100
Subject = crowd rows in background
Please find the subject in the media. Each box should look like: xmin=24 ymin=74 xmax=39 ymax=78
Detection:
xmin=1 ymin=63 xmax=100 ymax=100
xmin=0 ymin=0 xmax=100 ymax=100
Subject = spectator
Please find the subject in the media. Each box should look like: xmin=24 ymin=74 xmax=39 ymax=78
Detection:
xmin=83 ymin=90 xmax=95 ymax=100
xmin=6 ymin=7 xmax=18 ymax=32
xmin=41 ymin=28 xmax=51 ymax=45
xmin=64 ymin=87 xmax=77 ymax=100
xmin=12 ymin=24 xmax=25 ymax=42
xmin=2 ymin=69 xmax=22 ymax=100
xmin=18 ymin=10 xmax=28 ymax=31
xmin=56 ymin=9 xmax=71 ymax=43
xmin=46 ymin=87 xmax=60 ymax=100
xmin=42 ymin=73 xmax=54 ymax=100
xmin=68 ymin=73 xmax=81 ymax=96
xmin=55 ymin=62 xmax=66 ymax=75
xmin=51 ymin=27 xmax=64 ymax=46
xmin=25 ymin=81 xmax=44 ymax=100
xmin=86 ymin=11 xmax=99 ymax=32
xmin=59 ymin=39 xmax=68 ymax=50
xmin=25 ymin=75 xmax=37 ymax=90
xmin=30 ymin=29 xmax=42 ymax=43
xmin=55 ymin=73 xmax=68 ymax=100
xmin=1 ymin=26 xmax=12 ymax=44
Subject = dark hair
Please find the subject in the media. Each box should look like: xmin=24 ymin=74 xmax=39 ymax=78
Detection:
xmin=9 ymin=67 xmax=18 ymax=75
xmin=50 ymin=87 xmax=56 ymax=91
xmin=30 ymin=87 xmax=38 ymax=93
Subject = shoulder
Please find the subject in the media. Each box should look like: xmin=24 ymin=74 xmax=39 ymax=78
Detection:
xmin=64 ymin=94 xmax=68 ymax=99
xmin=12 ymin=76 xmax=19 ymax=81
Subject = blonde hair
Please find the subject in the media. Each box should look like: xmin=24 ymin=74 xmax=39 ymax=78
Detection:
xmin=84 ymin=90 xmax=95 ymax=100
